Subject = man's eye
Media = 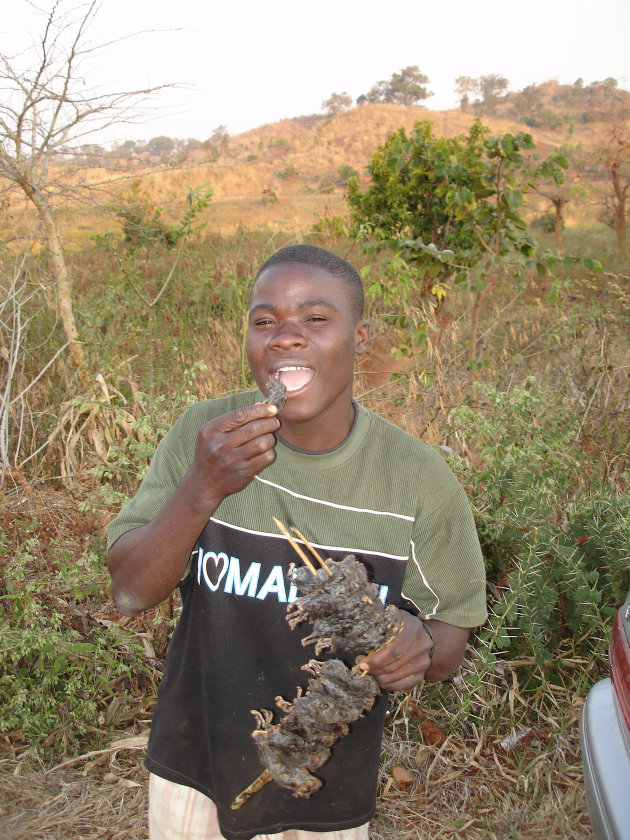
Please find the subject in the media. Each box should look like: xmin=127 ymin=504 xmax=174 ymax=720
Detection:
xmin=254 ymin=318 xmax=273 ymax=327
xmin=307 ymin=316 xmax=327 ymax=323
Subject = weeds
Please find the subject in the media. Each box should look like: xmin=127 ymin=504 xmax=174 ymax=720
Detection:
xmin=1 ymin=216 xmax=627 ymax=777
xmin=0 ymin=526 xmax=153 ymax=756
xmin=437 ymin=378 xmax=629 ymax=726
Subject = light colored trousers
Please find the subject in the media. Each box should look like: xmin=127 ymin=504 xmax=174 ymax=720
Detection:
xmin=149 ymin=774 xmax=370 ymax=840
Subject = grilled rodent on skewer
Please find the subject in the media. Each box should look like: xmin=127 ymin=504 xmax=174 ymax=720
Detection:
xmin=287 ymin=554 xmax=403 ymax=655
xmin=239 ymin=553 xmax=403 ymax=802
xmin=251 ymin=658 xmax=380 ymax=798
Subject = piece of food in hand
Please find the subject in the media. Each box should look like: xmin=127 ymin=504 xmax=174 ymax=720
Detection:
xmin=251 ymin=658 xmax=380 ymax=798
xmin=263 ymin=377 xmax=287 ymax=411
xmin=287 ymin=554 xmax=403 ymax=656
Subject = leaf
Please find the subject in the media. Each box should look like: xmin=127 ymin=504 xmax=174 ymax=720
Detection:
xmin=583 ymin=257 xmax=603 ymax=273
xmin=504 ymin=188 xmax=524 ymax=210
xmin=108 ymin=733 xmax=149 ymax=750
xmin=431 ymin=284 xmax=447 ymax=303
xmin=391 ymin=765 xmax=414 ymax=791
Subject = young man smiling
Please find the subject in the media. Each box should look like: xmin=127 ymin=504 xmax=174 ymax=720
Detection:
xmin=107 ymin=245 xmax=487 ymax=840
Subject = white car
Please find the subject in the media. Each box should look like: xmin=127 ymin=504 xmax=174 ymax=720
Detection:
xmin=580 ymin=591 xmax=630 ymax=839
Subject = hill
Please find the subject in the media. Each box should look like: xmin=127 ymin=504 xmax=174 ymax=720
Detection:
xmin=5 ymin=92 xmax=628 ymax=239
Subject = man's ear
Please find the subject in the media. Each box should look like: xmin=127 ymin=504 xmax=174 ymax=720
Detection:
xmin=354 ymin=319 xmax=370 ymax=355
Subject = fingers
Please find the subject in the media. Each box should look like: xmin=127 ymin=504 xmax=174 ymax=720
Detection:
xmin=199 ymin=404 xmax=279 ymax=454
xmin=215 ymin=402 xmax=279 ymax=439
xmin=357 ymin=613 xmax=433 ymax=691
xmin=192 ymin=403 xmax=281 ymax=499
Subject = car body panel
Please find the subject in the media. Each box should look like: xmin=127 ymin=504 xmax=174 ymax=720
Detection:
xmin=581 ymin=678 xmax=630 ymax=839
xmin=581 ymin=592 xmax=630 ymax=840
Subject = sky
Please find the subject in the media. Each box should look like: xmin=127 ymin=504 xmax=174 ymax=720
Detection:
xmin=4 ymin=0 xmax=630 ymax=146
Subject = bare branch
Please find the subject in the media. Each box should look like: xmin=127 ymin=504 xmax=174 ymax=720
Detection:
xmin=0 ymin=0 xmax=177 ymax=375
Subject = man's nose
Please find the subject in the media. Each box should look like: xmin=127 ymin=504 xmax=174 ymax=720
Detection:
xmin=268 ymin=321 xmax=307 ymax=349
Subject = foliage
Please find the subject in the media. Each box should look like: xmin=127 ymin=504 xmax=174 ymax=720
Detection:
xmin=347 ymin=118 xmax=570 ymax=367
xmin=0 ymin=530 xmax=151 ymax=755
xmin=322 ymin=92 xmax=353 ymax=115
xmin=348 ymin=119 xmax=491 ymax=252
xmin=358 ymin=66 xmax=431 ymax=107
xmin=107 ymin=180 xmax=213 ymax=249
xmin=276 ymin=163 xmax=298 ymax=179
xmin=455 ymin=74 xmax=509 ymax=114
xmin=318 ymin=175 xmax=335 ymax=194
xmin=90 ymin=363 xmax=208 ymax=492
xmin=448 ymin=379 xmax=630 ymax=675
xmin=337 ymin=165 xmax=359 ymax=185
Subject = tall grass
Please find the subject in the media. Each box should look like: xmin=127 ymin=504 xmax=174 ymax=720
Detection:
xmin=1 ymin=218 xmax=628 ymax=756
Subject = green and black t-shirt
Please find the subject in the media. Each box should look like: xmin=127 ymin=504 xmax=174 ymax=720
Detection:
xmin=107 ymin=391 xmax=487 ymax=840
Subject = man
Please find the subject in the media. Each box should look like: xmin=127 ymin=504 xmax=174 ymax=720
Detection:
xmin=107 ymin=244 xmax=487 ymax=840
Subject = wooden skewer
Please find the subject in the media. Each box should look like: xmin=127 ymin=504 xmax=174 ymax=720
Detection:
xmin=272 ymin=516 xmax=319 ymax=577
xmin=291 ymin=527 xmax=332 ymax=577
xmin=231 ymin=769 xmax=272 ymax=810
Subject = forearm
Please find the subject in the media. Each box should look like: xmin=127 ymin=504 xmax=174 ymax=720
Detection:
xmin=107 ymin=467 xmax=222 ymax=616
xmin=107 ymin=401 xmax=281 ymax=616
xmin=422 ymin=618 xmax=469 ymax=683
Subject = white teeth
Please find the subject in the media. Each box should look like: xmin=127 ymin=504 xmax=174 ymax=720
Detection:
xmin=275 ymin=366 xmax=313 ymax=393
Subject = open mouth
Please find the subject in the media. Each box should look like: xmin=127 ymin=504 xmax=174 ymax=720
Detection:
xmin=275 ymin=366 xmax=315 ymax=394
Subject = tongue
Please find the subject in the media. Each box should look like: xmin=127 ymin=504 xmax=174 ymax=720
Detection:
xmin=278 ymin=369 xmax=314 ymax=391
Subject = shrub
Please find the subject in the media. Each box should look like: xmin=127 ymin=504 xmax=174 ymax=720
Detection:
xmin=0 ymin=531 xmax=151 ymax=756
xmin=449 ymin=378 xmax=629 ymax=670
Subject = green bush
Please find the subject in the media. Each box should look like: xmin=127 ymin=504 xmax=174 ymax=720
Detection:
xmin=448 ymin=378 xmax=629 ymax=670
xmin=0 ymin=532 xmax=151 ymax=756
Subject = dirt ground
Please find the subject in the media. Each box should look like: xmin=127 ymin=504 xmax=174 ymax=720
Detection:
xmin=1 ymin=705 xmax=593 ymax=840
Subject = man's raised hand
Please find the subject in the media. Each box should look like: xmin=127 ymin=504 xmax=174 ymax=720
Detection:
xmin=190 ymin=402 xmax=280 ymax=504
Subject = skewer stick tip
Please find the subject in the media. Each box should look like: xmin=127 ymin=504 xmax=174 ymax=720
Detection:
xmin=230 ymin=769 xmax=272 ymax=810
xmin=272 ymin=517 xmax=318 ymax=577
xmin=291 ymin=527 xmax=332 ymax=577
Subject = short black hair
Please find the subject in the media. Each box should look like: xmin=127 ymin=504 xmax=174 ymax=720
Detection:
xmin=253 ymin=244 xmax=364 ymax=320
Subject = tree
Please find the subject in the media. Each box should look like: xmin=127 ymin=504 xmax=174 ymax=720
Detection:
xmin=453 ymin=74 xmax=509 ymax=115
xmin=348 ymin=120 xmax=488 ymax=252
xmin=210 ymin=125 xmax=230 ymax=146
xmin=455 ymin=76 xmax=477 ymax=110
xmin=322 ymin=92 xmax=353 ymax=116
xmin=363 ymin=67 xmax=432 ymax=106
xmin=388 ymin=67 xmax=432 ymax=106
xmin=148 ymin=135 xmax=176 ymax=156
xmin=478 ymin=74 xmax=509 ymax=114
xmin=531 ymin=145 xmax=585 ymax=252
xmin=0 ymin=1 xmax=169 ymax=375
xmin=597 ymin=125 xmax=630 ymax=250
xmin=348 ymin=119 xmax=567 ymax=395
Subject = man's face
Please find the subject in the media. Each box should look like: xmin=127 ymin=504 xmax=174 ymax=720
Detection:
xmin=246 ymin=262 xmax=369 ymax=450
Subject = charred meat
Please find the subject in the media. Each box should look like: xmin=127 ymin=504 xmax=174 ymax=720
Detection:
xmin=234 ymin=550 xmax=402 ymax=808
xmin=263 ymin=377 xmax=287 ymax=411
xmin=251 ymin=659 xmax=380 ymax=798
xmin=287 ymin=554 xmax=403 ymax=656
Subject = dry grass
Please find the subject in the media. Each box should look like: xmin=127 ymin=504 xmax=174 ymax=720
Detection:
xmin=0 ymin=672 xmax=592 ymax=840
xmin=372 ymin=683 xmax=591 ymax=840
xmin=0 ymin=753 xmax=149 ymax=840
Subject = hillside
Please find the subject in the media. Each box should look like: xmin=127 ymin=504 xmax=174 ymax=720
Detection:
xmin=5 ymin=93 xmax=628 ymax=239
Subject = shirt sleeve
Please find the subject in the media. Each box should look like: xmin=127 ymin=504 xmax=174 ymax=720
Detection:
xmin=401 ymin=454 xmax=488 ymax=629
xmin=106 ymin=402 xmax=205 ymax=550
